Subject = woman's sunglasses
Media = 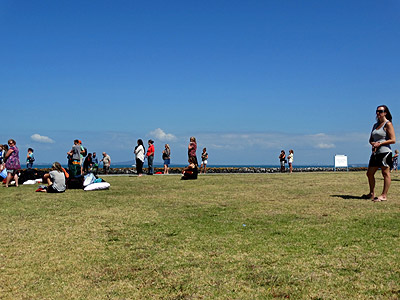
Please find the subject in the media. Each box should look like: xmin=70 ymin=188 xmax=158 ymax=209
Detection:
xmin=376 ymin=109 xmax=385 ymax=114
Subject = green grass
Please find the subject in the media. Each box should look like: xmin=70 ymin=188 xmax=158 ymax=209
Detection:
xmin=1 ymin=172 xmax=400 ymax=299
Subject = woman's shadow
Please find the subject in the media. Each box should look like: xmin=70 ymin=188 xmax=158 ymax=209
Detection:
xmin=330 ymin=194 xmax=366 ymax=200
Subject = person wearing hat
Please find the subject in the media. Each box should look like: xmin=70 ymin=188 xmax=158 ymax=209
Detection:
xmin=146 ymin=140 xmax=155 ymax=175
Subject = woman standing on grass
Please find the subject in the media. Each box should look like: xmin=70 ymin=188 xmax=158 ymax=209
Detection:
xmin=200 ymin=147 xmax=208 ymax=174
xmin=288 ymin=149 xmax=294 ymax=174
xmin=188 ymin=136 xmax=198 ymax=166
xmin=162 ymin=144 xmax=171 ymax=175
xmin=4 ymin=139 xmax=21 ymax=187
xmin=279 ymin=150 xmax=286 ymax=173
xmin=134 ymin=139 xmax=145 ymax=177
xmin=146 ymin=140 xmax=155 ymax=175
xmin=363 ymin=105 xmax=396 ymax=202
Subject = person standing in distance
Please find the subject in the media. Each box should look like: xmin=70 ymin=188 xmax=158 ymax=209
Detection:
xmin=91 ymin=152 xmax=99 ymax=175
xmin=67 ymin=139 xmax=82 ymax=177
xmin=391 ymin=149 xmax=398 ymax=172
xmin=101 ymin=152 xmax=111 ymax=174
xmin=146 ymin=140 xmax=155 ymax=175
xmin=4 ymin=139 xmax=21 ymax=187
xmin=26 ymin=148 xmax=35 ymax=169
xmin=200 ymin=147 xmax=208 ymax=174
xmin=188 ymin=136 xmax=198 ymax=166
xmin=162 ymin=144 xmax=171 ymax=175
xmin=279 ymin=150 xmax=286 ymax=173
xmin=134 ymin=139 xmax=145 ymax=177
xmin=287 ymin=149 xmax=294 ymax=174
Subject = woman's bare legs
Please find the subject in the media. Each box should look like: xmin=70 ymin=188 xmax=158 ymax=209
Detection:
xmin=14 ymin=174 xmax=18 ymax=187
xmin=366 ymin=166 xmax=379 ymax=199
xmin=5 ymin=172 xmax=18 ymax=187
xmin=378 ymin=167 xmax=391 ymax=200
xmin=5 ymin=172 xmax=12 ymax=187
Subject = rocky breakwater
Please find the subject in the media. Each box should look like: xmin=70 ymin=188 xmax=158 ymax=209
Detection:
xmin=98 ymin=166 xmax=367 ymax=175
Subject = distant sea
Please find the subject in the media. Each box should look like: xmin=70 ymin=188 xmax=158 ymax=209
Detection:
xmin=31 ymin=163 xmax=368 ymax=169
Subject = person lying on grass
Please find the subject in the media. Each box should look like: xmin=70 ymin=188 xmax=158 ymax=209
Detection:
xmin=39 ymin=162 xmax=66 ymax=193
xmin=181 ymin=156 xmax=198 ymax=180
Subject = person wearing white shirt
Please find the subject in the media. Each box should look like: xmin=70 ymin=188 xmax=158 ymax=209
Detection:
xmin=134 ymin=139 xmax=145 ymax=177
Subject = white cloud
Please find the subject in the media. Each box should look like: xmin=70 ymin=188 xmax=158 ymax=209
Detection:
xmin=195 ymin=131 xmax=366 ymax=151
xmin=149 ymin=128 xmax=177 ymax=141
xmin=31 ymin=134 xmax=55 ymax=144
xmin=309 ymin=133 xmax=328 ymax=138
xmin=316 ymin=143 xmax=335 ymax=149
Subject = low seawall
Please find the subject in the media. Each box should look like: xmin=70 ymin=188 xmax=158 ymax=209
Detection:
xmin=95 ymin=166 xmax=367 ymax=175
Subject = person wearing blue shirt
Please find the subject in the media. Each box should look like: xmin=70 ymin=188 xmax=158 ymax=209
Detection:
xmin=91 ymin=152 xmax=99 ymax=175
xmin=26 ymin=148 xmax=35 ymax=169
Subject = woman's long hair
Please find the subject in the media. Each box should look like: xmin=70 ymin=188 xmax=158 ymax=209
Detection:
xmin=376 ymin=105 xmax=392 ymax=122
xmin=137 ymin=139 xmax=145 ymax=153
xmin=189 ymin=156 xmax=198 ymax=167
xmin=52 ymin=162 xmax=63 ymax=172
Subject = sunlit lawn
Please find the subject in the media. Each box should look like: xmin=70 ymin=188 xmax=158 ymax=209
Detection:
xmin=1 ymin=172 xmax=399 ymax=299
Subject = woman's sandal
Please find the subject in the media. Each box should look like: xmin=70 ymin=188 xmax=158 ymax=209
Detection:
xmin=361 ymin=194 xmax=374 ymax=200
xmin=372 ymin=197 xmax=387 ymax=202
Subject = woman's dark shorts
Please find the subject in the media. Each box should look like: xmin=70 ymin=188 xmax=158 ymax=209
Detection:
xmin=47 ymin=185 xmax=65 ymax=193
xmin=368 ymin=152 xmax=393 ymax=169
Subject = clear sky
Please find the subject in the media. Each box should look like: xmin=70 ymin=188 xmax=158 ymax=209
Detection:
xmin=1 ymin=0 xmax=399 ymax=166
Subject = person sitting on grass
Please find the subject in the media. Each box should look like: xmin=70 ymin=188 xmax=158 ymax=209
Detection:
xmin=39 ymin=162 xmax=66 ymax=193
xmin=181 ymin=156 xmax=198 ymax=180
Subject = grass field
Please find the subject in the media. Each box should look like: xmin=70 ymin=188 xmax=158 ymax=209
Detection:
xmin=1 ymin=172 xmax=399 ymax=299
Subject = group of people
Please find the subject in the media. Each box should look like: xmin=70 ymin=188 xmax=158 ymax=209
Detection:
xmin=0 ymin=136 xmax=209 ymax=186
xmin=0 ymin=141 xmax=37 ymax=187
xmin=279 ymin=149 xmax=294 ymax=173
xmin=67 ymin=139 xmax=111 ymax=176
xmin=0 ymin=139 xmax=21 ymax=187
xmin=133 ymin=136 xmax=209 ymax=179
xmin=2 ymin=105 xmax=398 ymax=200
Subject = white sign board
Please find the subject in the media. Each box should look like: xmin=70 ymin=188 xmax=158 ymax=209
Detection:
xmin=334 ymin=155 xmax=348 ymax=171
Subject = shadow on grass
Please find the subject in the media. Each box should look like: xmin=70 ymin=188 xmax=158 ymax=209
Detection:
xmin=330 ymin=194 xmax=368 ymax=200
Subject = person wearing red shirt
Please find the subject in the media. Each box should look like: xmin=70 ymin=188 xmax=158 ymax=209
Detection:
xmin=146 ymin=139 xmax=155 ymax=175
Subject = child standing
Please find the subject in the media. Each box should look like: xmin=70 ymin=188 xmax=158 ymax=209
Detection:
xmin=26 ymin=148 xmax=35 ymax=169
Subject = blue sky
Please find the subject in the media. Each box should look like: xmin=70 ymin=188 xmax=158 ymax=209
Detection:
xmin=1 ymin=0 xmax=399 ymax=166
